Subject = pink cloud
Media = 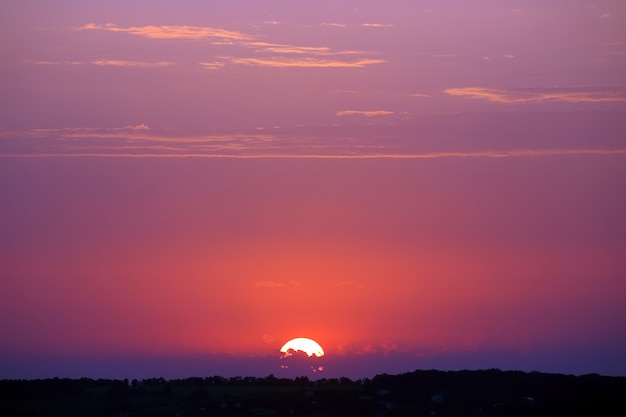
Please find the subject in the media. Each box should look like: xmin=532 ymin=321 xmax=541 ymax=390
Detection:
xmin=91 ymin=60 xmax=174 ymax=68
xmin=228 ymin=57 xmax=384 ymax=68
xmin=79 ymin=23 xmax=252 ymax=41
xmin=320 ymin=22 xmax=347 ymax=28
xmin=360 ymin=23 xmax=395 ymax=28
xmin=3 ymin=124 xmax=625 ymax=160
xmin=247 ymin=42 xmax=360 ymax=56
xmin=444 ymin=87 xmax=626 ymax=104
xmin=77 ymin=23 xmax=380 ymax=70
xmin=335 ymin=110 xmax=394 ymax=117
xmin=199 ymin=61 xmax=225 ymax=70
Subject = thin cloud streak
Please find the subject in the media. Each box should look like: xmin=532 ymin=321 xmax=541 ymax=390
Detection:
xmin=247 ymin=42 xmax=361 ymax=56
xmin=3 ymin=125 xmax=626 ymax=159
xmin=91 ymin=60 xmax=174 ymax=68
xmin=24 ymin=59 xmax=174 ymax=68
xmin=23 ymin=60 xmax=82 ymax=66
xmin=0 ymin=125 xmax=150 ymax=136
xmin=360 ymin=23 xmax=395 ymax=28
xmin=79 ymin=23 xmax=252 ymax=41
xmin=445 ymin=87 xmax=626 ymax=104
xmin=199 ymin=62 xmax=225 ymax=70
xmin=77 ymin=23 xmax=381 ymax=70
xmin=3 ymin=149 xmax=625 ymax=160
xmin=336 ymin=110 xmax=394 ymax=117
xmin=228 ymin=57 xmax=384 ymax=68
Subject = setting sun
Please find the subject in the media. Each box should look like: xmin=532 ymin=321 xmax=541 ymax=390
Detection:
xmin=280 ymin=338 xmax=325 ymax=358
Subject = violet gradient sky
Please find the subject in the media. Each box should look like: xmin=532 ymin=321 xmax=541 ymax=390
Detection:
xmin=1 ymin=0 xmax=626 ymax=379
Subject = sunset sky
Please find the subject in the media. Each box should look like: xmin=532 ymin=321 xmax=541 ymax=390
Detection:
xmin=1 ymin=0 xmax=626 ymax=379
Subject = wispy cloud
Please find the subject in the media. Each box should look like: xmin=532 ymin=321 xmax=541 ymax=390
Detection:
xmin=320 ymin=22 xmax=347 ymax=28
xmin=228 ymin=57 xmax=384 ymax=68
xmin=361 ymin=23 xmax=395 ymax=28
xmin=23 ymin=59 xmax=82 ymax=66
xmin=78 ymin=22 xmax=382 ymax=70
xmin=0 ymin=125 xmax=276 ymax=149
xmin=379 ymin=340 xmax=399 ymax=353
xmin=24 ymin=59 xmax=174 ymax=68
xmin=0 ymin=125 xmax=150 ymax=136
xmin=434 ymin=54 xmax=490 ymax=61
xmin=336 ymin=110 xmax=394 ymax=117
xmin=79 ymin=23 xmax=252 ymax=41
xmin=319 ymin=22 xmax=393 ymax=28
xmin=3 ymin=149 xmax=626 ymax=160
xmin=199 ymin=61 xmax=225 ymax=70
xmin=122 ymin=124 xmax=150 ymax=130
xmin=247 ymin=41 xmax=360 ymax=56
xmin=91 ymin=59 xmax=174 ymax=68
xmin=444 ymin=87 xmax=626 ymax=104
xmin=4 ymin=125 xmax=625 ymax=160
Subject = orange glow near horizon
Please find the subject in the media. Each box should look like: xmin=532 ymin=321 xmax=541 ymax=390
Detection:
xmin=4 ymin=223 xmax=621 ymax=359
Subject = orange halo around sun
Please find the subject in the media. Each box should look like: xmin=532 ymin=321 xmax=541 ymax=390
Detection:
xmin=280 ymin=337 xmax=325 ymax=357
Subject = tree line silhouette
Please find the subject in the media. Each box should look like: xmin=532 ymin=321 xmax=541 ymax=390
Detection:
xmin=1 ymin=369 xmax=625 ymax=416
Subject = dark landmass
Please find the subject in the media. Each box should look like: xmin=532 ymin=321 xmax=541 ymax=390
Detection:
xmin=1 ymin=369 xmax=625 ymax=417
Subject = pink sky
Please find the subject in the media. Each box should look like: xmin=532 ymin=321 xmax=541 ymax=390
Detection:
xmin=1 ymin=1 xmax=626 ymax=378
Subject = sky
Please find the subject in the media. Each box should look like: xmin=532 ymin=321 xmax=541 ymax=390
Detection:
xmin=1 ymin=0 xmax=626 ymax=379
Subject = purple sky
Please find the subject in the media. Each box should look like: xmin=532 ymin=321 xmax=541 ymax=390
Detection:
xmin=1 ymin=0 xmax=625 ymax=379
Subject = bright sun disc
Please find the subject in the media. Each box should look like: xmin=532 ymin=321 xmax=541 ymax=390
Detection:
xmin=280 ymin=337 xmax=325 ymax=357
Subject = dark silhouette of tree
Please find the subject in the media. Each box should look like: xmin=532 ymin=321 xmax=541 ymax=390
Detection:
xmin=1 ymin=370 xmax=625 ymax=416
